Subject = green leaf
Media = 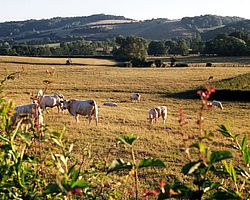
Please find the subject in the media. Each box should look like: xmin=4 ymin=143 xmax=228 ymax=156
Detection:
xmin=71 ymin=167 xmax=81 ymax=184
xmin=138 ymin=158 xmax=165 ymax=169
xmin=71 ymin=180 xmax=90 ymax=189
xmin=117 ymin=134 xmax=137 ymax=146
xmin=190 ymin=143 xmax=206 ymax=154
xmin=182 ymin=161 xmax=202 ymax=175
xmin=210 ymin=191 xmax=242 ymax=200
xmin=0 ymin=135 xmax=9 ymax=143
xmin=210 ymin=151 xmax=232 ymax=165
xmin=45 ymin=160 xmax=54 ymax=166
xmin=50 ymin=131 xmax=61 ymax=138
xmin=241 ymin=135 xmax=247 ymax=151
xmin=218 ymin=124 xmax=233 ymax=138
xmin=230 ymin=161 xmax=237 ymax=184
xmin=52 ymin=138 xmax=62 ymax=147
xmin=68 ymin=160 xmax=78 ymax=176
xmin=44 ymin=183 xmax=61 ymax=194
xmin=20 ymin=132 xmax=31 ymax=144
xmin=222 ymin=160 xmax=230 ymax=174
xmin=0 ymin=144 xmax=11 ymax=151
xmin=107 ymin=159 xmax=132 ymax=173
xmin=243 ymin=149 xmax=250 ymax=164
xmin=202 ymin=180 xmax=220 ymax=193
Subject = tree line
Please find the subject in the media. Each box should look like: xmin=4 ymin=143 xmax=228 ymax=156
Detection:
xmin=0 ymin=40 xmax=115 ymax=57
xmin=1 ymin=31 xmax=250 ymax=62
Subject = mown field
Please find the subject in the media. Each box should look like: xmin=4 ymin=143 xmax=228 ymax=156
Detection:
xmin=1 ymin=55 xmax=250 ymax=197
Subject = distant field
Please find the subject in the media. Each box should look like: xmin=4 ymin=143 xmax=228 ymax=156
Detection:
xmin=0 ymin=55 xmax=117 ymax=66
xmin=1 ymin=56 xmax=250 ymax=196
xmin=86 ymin=19 xmax=136 ymax=26
xmin=150 ymin=55 xmax=250 ymax=67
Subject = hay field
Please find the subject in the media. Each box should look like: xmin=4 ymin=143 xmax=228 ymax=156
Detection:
xmin=1 ymin=56 xmax=250 ymax=184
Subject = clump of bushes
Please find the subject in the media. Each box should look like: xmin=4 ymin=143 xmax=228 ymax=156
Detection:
xmin=175 ymin=63 xmax=189 ymax=67
xmin=155 ymin=59 xmax=164 ymax=67
xmin=206 ymin=62 xmax=213 ymax=67
xmin=123 ymin=61 xmax=133 ymax=67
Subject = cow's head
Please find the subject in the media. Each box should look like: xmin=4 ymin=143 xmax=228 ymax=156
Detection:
xmin=57 ymin=94 xmax=64 ymax=99
xmin=61 ymin=100 xmax=71 ymax=110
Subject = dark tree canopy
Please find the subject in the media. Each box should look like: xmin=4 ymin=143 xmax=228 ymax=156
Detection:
xmin=147 ymin=41 xmax=166 ymax=56
xmin=205 ymin=33 xmax=249 ymax=56
xmin=113 ymin=35 xmax=148 ymax=62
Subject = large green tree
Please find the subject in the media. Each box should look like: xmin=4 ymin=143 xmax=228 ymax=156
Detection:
xmin=113 ymin=35 xmax=148 ymax=61
xmin=147 ymin=40 xmax=166 ymax=56
xmin=205 ymin=33 xmax=249 ymax=56
xmin=165 ymin=39 xmax=189 ymax=55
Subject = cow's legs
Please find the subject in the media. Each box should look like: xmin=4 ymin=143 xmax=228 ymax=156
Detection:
xmin=75 ymin=114 xmax=79 ymax=123
xmin=57 ymin=105 xmax=60 ymax=113
xmin=95 ymin=117 xmax=98 ymax=126
xmin=44 ymin=107 xmax=49 ymax=114
xmin=88 ymin=114 xmax=92 ymax=125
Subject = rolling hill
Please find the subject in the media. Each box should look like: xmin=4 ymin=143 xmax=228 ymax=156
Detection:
xmin=202 ymin=19 xmax=250 ymax=40
xmin=0 ymin=14 xmax=248 ymax=43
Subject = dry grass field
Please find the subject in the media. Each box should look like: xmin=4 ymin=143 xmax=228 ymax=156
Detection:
xmin=1 ymin=55 xmax=250 ymax=196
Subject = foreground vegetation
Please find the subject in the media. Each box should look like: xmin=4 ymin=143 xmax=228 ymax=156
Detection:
xmin=0 ymin=56 xmax=250 ymax=199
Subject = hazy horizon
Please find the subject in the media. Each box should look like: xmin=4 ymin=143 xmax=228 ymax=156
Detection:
xmin=1 ymin=0 xmax=250 ymax=23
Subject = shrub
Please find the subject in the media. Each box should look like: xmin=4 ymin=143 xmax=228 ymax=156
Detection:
xmin=155 ymin=59 xmax=164 ymax=67
xmin=174 ymin=63 xmax=189 ymax=67
xmin=206 ymin=62 xmax=213 ymax=67
xmin=123 ymin=61 xmax=133 ymax=67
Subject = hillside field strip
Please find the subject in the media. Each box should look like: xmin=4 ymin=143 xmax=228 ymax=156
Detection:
xmin=0 ymin=55 xmax=250 ymax=184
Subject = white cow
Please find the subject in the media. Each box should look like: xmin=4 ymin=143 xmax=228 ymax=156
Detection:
xmin=11 ymin=103 xmax=43 ymax=129
xmin=148 ymin=108 xmax=159 ymax=125
xmin=130 ymin=93 xmax=141 ymax=102
xmin=62 ymin=99 xmax=98 ymax=126
xmin=103 ymin=102 xmax=118 ymax=107
xmin=36 ymin=90 xmax=64 ymax=113
xmin=212 ymin=100 xmax=224 ymax=110
xmin=148 ymin=106 xmax=167 ymax=125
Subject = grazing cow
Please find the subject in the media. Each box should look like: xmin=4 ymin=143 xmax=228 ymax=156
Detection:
xmin=212 ymin=100 xmax=224 ymax=110
xmin=148 ymin=106 xmax=167 ymax=125
xmin=11 ymin=103 xmax=43 ymax=130
xmin=103 ymin=102 xmax=118 ymax=107
xmin=62 ymin=99 xmax=98 ymax=126
xmin=130 ymin=93 xmax=141 ymax=102
xmin=148 ymin=108 xmax=159 ymax=125
xmin=36 ymin=90 xmax=64 ymax=113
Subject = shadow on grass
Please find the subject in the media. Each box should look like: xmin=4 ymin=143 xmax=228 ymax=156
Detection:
xmin=165 ymin=89 xmax=250 ymax=102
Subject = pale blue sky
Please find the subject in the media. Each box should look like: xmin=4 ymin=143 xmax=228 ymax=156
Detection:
xmin=1 ymin=0 xmax=249 ymax=22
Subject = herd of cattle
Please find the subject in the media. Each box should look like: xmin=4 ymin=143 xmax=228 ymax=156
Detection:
xmin=10 ymin=91 xmax=223 ymax=130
